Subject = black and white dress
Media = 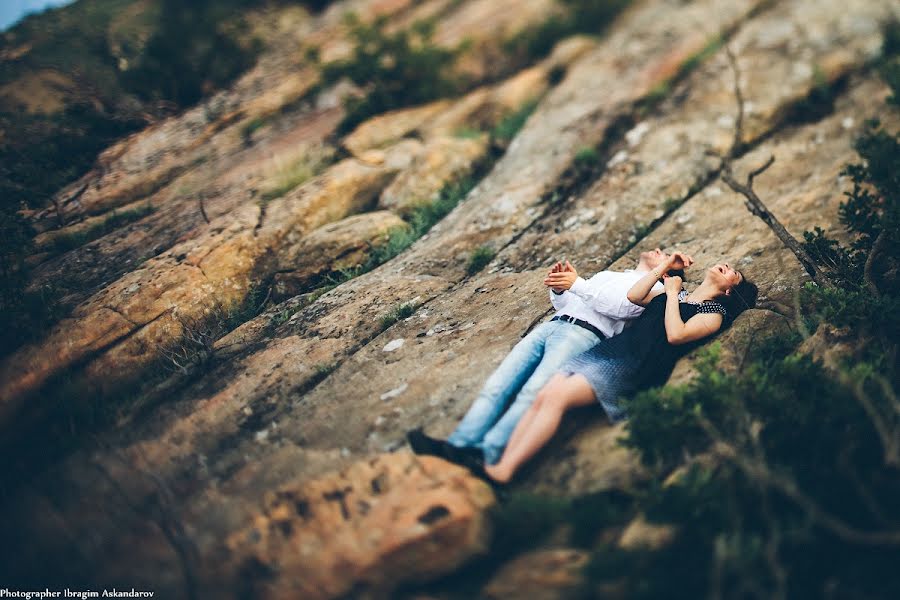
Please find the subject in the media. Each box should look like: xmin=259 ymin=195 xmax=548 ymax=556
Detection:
xmin=559 ymin=289 xmax=727 ymax=421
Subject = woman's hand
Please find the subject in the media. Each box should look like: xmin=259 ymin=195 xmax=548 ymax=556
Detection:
xmin=664 ymin=274 xmax=683 ymax=296
xmin=544 ymin=261 xmax=578 ymax=291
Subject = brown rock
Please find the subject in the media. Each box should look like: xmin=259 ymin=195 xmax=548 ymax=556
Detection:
xmin=379 ymin=135 xmax=490 ymax=212
xmin=273 ymin=211 xmax=409 ymax=299
xmin=342 ymin=100 xmax=454 ymax=157
xmin=220 ymin=453 xmax=495 ymax=599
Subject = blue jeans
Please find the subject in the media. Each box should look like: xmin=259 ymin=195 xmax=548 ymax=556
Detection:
xmin=447 ymin=320 xmax=601 ymax=464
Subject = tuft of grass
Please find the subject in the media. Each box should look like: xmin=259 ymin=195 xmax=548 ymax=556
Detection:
xmin=466 ymin=245 xmax=495 ymax=276
xmin=319 ymin=175 xmax=479 ymax=288
xmin=491 ymin=99 xmax=539 ymax=144
xmin=259 ymin=145 xmax=331 ymax=202
xmin=574 ymin=145 xmax=600 ymax=166
xmin=379 ymin=302 xmax=416 ymax=331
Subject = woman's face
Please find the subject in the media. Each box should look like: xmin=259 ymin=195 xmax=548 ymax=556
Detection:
xmin=707 ymin=263 xmax=742 ymax=291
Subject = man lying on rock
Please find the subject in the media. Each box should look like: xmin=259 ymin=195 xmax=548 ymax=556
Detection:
xmin=407 ymin=247 xmax=679 ymax=473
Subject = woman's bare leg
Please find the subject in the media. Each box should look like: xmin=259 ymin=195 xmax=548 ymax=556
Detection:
xmin=500 ymin=373 xmax=568 ymax=462
xmin=484 ymin=374 xmax=596 ymax=483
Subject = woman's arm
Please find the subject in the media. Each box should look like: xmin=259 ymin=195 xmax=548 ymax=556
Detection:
xmin=662 ymin=276 xmax=723 ymax=344
xmin=626 ymin=252 xmax=692 ymax=306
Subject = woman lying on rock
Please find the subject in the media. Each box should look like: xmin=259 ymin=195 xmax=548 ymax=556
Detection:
xmin=483 ymin=253 xmax=757 ymax=484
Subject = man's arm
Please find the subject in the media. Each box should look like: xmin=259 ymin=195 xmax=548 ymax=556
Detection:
xmin=545 ymin=263 xmax=646 ymax=319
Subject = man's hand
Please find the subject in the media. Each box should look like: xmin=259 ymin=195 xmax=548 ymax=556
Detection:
xmin=664 ymin=274 xmax=683 ymax=296
xmin=544 ymin=260 xmax=578 ymax=291
xmin=666 ymin=252 xmax=694 ymax=271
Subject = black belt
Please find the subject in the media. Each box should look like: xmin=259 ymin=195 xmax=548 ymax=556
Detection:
xmin=551 ymin=315 xmax=606 ymax=339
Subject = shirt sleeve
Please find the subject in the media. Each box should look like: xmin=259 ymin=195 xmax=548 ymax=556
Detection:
xmin=549 ymin=289 xmax=570 ymax=311
xmin=569 ymin=274 xmax=659 ymax=320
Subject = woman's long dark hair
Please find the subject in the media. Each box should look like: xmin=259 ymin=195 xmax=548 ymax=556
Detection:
xmin=719 ymin=274 xmax=758 ymax=325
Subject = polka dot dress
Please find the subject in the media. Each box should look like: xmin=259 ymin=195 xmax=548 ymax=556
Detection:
xmin=560 ymin=289 xmax=727 ymax=421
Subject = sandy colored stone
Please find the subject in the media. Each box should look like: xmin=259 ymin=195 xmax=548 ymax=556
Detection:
xmin=0 ymin=157 xmax=398 ymax=420
xmin=379 ymin=135 xmax=490 ymax=212
xmin=220 ymin=453 xmax=495 ymax=599
xmin=273 ymin=211 xmax=409 ymax=298
xmin=342 ymin=100 xmax=454 ymax=157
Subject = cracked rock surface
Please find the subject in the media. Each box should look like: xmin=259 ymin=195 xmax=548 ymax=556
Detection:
xmin=2 ymin=0 xmax=899 ymax=597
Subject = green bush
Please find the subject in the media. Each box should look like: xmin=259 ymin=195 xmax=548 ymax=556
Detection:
xmin=503 ymin=0 xmax=631 ymax=63
xmin=321 ymin=15 xmax=460 ymax=134
xmin=123 ymin=0 xmax=264 ymax=107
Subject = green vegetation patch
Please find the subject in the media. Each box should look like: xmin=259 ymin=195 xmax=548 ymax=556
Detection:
xmin=466 ymin=245 xmax=495 ymax=276
xmin=320 ymin=14 xmax=462 ymax=134
xmin=502 ymin=0 xmax=631 ymax=63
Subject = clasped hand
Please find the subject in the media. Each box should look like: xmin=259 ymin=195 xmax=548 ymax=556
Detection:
xmin=543 ymin=260 xmax=577 ymax=292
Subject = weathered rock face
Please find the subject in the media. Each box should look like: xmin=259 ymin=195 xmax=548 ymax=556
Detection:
xmin=3 ymin=0 xmax=900 ymax=597
xmin=217 ymin=453 xmax=495 ymax=599
xmin=378 ymin=135 xmax=490 ymax=213
xmin=272 ymin=210 xmax=409 ymax=299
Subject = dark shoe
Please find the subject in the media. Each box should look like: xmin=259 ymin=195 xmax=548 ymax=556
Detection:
xmin=406 ymin=428 xmax=448 ymax=458
xmin=444 ymin=444 xmax=486 ymax=469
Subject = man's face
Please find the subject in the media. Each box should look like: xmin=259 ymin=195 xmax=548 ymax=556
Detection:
xmin=641 ymin=247 xmax=670 ymax=269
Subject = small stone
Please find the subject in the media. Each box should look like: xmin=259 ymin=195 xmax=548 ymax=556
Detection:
xmin=625 ymin=121 xmax=651 ymax=147
xmin=380 ymin=383 xmax=409 ymax=401
xmin=255 ymin=429 xmax=269 ymax=443
xmin=841 ymin=117 xmax=855 ymax=130
xmin=383 ymin=339 xmax=405 ymax=352
xmin=606 ymin=150 xmax=628 ymax=168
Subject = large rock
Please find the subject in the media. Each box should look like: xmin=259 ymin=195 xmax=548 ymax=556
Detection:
xmin=0 ymin=157 xmax=398 ymax=422
xmin=272 ymin=210 xmax=409 ymax=299
xmin=378 ymin=135 xmax=490 ymax=212
xmin=218 ymin=453 xmax=495 ymax=599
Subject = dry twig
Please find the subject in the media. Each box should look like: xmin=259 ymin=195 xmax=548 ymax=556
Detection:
xmin=712 ymin=45 xmax=835 ymax=287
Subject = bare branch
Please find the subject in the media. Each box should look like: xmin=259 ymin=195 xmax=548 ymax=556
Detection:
xmin=716 ymin=46 xmax=835 ymax=288
xmin=724 ymin=44 xmax=745 ymax=159
xmin=747 ymin=155 xmax=775 ymax=186
xmin=863 ymin=229 xmax=886 ymax=297
xmin=697 ymin=415 xmax=900 ymax=546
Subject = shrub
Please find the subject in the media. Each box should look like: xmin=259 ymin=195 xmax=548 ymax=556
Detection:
xmin=321 ymin=15 xmax=460 ymax=134
xmin=503 ymin=0 xmax=631 ymax=63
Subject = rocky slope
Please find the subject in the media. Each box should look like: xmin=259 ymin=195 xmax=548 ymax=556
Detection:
xmin=2 ymin=0 xmax=899 ymax=597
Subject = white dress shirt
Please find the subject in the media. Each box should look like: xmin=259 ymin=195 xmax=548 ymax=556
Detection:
xmin=549 ymin=269 xmax=663 ymax=339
